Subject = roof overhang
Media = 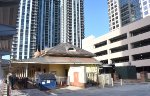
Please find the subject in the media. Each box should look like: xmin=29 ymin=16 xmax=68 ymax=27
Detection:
xmin=12 ymin=62 xmax=101 ymax=65
xmin=0 ymin=24 xmax=16 ymax=36
xmin=0 ymin=59 xmax=10 ymax=69
xmin=11 ymin=56 xmax=101 ymax=65
xmin=0 ymin=51 xmax=11 ymax=56
xmin=0 ymin=0 xmax=20 ymax=7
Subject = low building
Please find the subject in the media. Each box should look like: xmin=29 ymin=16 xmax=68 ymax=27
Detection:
xmin=0 ymin=24 xmax=16 ymax=84
xmin=0 ymin=0 xmax=19 ymax=84
xmin=83 ymin=16 xmax=150 ymax=80
xmin=11 ymin=43 xmax=100 ymax=88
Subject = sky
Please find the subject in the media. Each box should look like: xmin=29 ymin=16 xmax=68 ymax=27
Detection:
xmin=84 ymin=0 xmax=109 ymax=38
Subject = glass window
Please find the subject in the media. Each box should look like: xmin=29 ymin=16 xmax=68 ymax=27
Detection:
xmin=144 ymin=11 xmax=148 ymax=15
xmin=144 ymin=6 xmax=148 ymax=10
xmin=116 ymin=24 xmax=119 ymax=27
xmin=143 ymin=1 xmax=147 ymax=5
xmin=116 ymin=20 xmax=118 ymax=23
xmin=112 ymin=18 xmax=114 ymax=21
xmin=113 ymin=26 xmax=115 ymax=29
xmin=115 ymin=12 xmax=118 ymax=15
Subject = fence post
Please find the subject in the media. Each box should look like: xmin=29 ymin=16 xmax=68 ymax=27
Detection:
xmin=67 ymin=76 xmax=70 ymax=86
xmin=102 ymin=75 xmax=105 ymax=88
xmin=120 ymin=79 xmax=123 ymax=86
xmin=111 ymin=78 xmax=114 ymax=87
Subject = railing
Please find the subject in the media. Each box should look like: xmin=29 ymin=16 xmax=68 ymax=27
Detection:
xmin=86 ymin=72 xmax=98 ymax=86
xmin=55 ymin=76 xmax=67 ymax=86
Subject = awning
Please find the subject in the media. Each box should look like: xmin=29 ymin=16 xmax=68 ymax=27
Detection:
xmin=0 ymin=24 xmax=16 ymax=36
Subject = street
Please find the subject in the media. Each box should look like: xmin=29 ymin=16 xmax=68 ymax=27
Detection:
xmin=11 ymin=83 xmax=150 ymax=96
xmin=49 ymin=83 xmax=150 ymax=96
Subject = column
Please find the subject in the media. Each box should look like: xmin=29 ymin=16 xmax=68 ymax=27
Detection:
xmin=107 ymin=39 xmax=112 ymax=64
xmin=25 ymin=64 xmax=28 ymax=77
xmin=21 ymin=68 xmax=24 ymax=77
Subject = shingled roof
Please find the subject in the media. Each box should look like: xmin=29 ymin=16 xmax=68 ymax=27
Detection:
xmin=12 ymin=43 xmax=100 ymax=64
xmin=42 ymin=43 xmax=95 ymax=57
xmin=20 ymin=56 xmax=99 ymax=64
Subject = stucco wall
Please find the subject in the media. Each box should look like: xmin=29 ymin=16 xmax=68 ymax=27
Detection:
xmin=68 ymin=65 xmax=86 ymax=83
xmin=48 ymin=64 xmax=65 ymax=76
xmin=86 ymin=65 xmax=98 ymax=73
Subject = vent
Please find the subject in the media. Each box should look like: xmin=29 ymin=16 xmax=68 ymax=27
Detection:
xmin=68 ymin=47 xmax=76 ymax=52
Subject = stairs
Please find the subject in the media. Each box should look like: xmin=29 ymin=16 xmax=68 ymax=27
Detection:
xmin=1 ymin=83 xmax=9 ymax=96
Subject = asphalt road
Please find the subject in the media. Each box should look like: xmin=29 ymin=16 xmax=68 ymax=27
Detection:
xmin=49 ymin=83 xmax=150 ymax=96
xmin=11 ymin=83 xmax=150 ymax=96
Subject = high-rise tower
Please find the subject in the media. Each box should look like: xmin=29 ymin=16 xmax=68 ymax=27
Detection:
xmin=140 ymin=0 xmax=150 ymax=18
xmin=60 ymin=0 xmax=84 ymax=48
xmin=108 ymin=0 xmax=141 ymax=31
xmin=12 ymin=0 xmax=84 ymax=60
xmin=37 ymin=0 xmax=61 ymax=51
xmin=12 ymin=0 xmax=38 ymax=60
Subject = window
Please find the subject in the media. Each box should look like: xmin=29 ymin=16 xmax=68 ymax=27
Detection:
xmin=109 ymin=33 xmax=127 ymax=43
xmin=116 ymin=24 xmax=119 ymax=27
xmin=111 ymin=56 xmax=129 ymax=63
xmin=113 ymin=22 xmax=115 ymax=25
xmin=143 ymin=1 xmax=147 ymax=5
xmin=112 ymin=18 xmax=114 ymax=21
xmin=144 ymin=6 xmax=148 ymax=10
xmin=112 ymin=14 xmax=114 ymax=17
xmin=110 ymin=45 xmax=128 ymax=53
xmin=95 ymin=50 xmax=107 ymax=56
xmin=131 ymin=38 xmax=150 ymax=49
xmin=100 ymin=60 xmax=108 ymax=64
xmin=144 ymin=11 xmax=148 ymax=15
xmin=94 ymin=40 xmax=107 ymax=48
xmin=115 ymin=12 xmax=118 ymax=15
xmin=130 ymin=25 xmax=150 ymax=37
xmin=132 ymin=52 xmax=150 ymax=61
xmin=116 ymin=20 xmax=118 ymax=23
xmin=113 ymin=26 xmax=115 ymax=29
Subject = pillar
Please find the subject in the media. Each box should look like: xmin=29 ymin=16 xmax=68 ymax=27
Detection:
xmin=21 ymin=68 xmax=23 ymax=77
xmin=25 ymin=64 xmax=28 ymax=77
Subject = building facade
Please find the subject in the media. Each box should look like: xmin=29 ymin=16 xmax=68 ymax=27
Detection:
xmin=0 ymin=0 xmax=19 ymax=85
xmin=108 ymin=0 xmax=121 ymax=30
xmin=108 ymin=0 xmax=141 ymax=31
xmin=140 ymin=0 xmax=150 ymax=18
xmin=37 ymin=0 xmax=61 ymax=50
xmin=11 ymin=0 xmax=38 ymax=60
xmin=12 ymin=0 xmax=84 ymax=60
xmin=12 ymin=43 xmax=99 ymax=88
xmin=60 ymin=0 xmax=84 ymax=48
xmin=83 ymin=16 xmax=150 ymax=69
